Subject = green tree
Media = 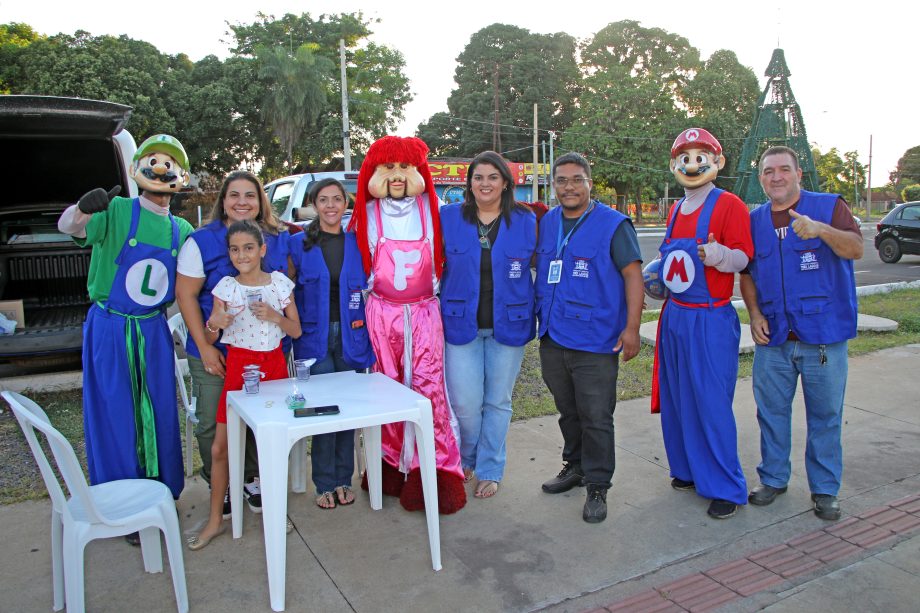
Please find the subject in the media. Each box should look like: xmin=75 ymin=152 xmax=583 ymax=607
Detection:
xmin=0 ymin=22 xmax=41 ymax=93
xmin=682 ymin=49 xmax=760 ymax=192
xmin=813 ymin=146 xmax=865 ymax=205
xmin=256 ymin=44 xmax=333 ymax=171
xmin=563 ymin=20 xmax=701 ymax=220
xmin=11 ymin=31 xmax=176 ymax=138
xmin=890 ymin=146 xmax=920 ymax=193
xmin=417 ymin=23 xmax=579 ymax=161
xmin=901 ymin=184 xmax=920 ymax=202
xmin=226 ymin=12 xmax=411 ymax=174
xmin=416 ymin=112 xmax=461 ymax=157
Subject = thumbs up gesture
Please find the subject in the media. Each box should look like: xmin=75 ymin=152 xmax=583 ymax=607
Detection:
xmin=209 ymin=297 xmax=235 ymax=330
xmin=698 ymin=232 xmax=720 ymax=264
xmin=77 ymin=186 xmax=121 ymax=214
xmin=788 ymin=208 xmax=820 ymax=239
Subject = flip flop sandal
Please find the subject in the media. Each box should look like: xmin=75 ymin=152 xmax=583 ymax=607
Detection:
xmin=316 ymin=491 xmax=336 ymax=509
xmin=474 ymin=480 xmax=499 ymax=499
xmin=463 ymin=468 xmax=475 ymax=483
xmin=335 ymin=485 xmax=356 ymax=506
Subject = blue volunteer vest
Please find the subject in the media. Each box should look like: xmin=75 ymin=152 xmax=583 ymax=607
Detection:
xmin=748 ymin=190 xmax=857 ymax=346
xmin=185 ymin=220 xmax=290 ymax=359
xmin=535 ymin=202 xmax=628 ymax=354
xmin=291 ymin=231 xmax=375 ymax=369
xmin=440 ymin=204 xmax=536 ymax=347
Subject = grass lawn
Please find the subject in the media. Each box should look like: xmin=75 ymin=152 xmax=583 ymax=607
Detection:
xmin=2 ymin=288 xmax=918 ymax=505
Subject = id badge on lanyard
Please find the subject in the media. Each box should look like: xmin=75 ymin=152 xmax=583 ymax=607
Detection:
xmin=549 ymin=203 xmax=594 ymax=285
xmin=547 ymin=260 xmax=563 ymax=284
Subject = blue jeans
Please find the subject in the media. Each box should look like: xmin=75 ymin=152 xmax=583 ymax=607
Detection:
xmin=752 ymin=340 xmax=848 ymax=496
xmin=306 ymin=322 xmax=356 ymax=493
xmin=444 ymin=329 xmax=526 ymax=482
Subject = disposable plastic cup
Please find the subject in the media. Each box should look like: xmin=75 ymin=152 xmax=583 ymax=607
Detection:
xmin=293 ymin=359 xmax=312 ymax=381
xmin=242 ymin=370 xmax=264 ymax=394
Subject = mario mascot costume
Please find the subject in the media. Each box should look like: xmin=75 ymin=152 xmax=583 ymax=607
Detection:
xmin=58 ymin=135 xmax=193 ymax=501
xmin=348 ymin=136 xmax=466 ymax=514
xmin=650 ymin=128 xmax=753 ymax=519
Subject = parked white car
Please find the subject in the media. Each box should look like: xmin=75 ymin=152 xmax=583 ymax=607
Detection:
xmin=264 ymin=171 xmax=359 ymax=226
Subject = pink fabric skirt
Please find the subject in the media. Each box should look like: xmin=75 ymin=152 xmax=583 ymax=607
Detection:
xmin=366 ymin=293 xmax=464 ymax=479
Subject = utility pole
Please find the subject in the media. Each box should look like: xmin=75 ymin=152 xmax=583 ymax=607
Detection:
xmin=492 ymin=65 xmax=501 ymax=152
xmin=532 ymin=104 xmax=538 ymax=203
xmin=548 ymin=131 xmax=556 ymax=206
xmin=866 ymin=135 xmax=873 ymax=220
xmin=541 ymin=140 xmax=546 ymax=202
xmin=339 ymin=39 xmax=352 ymax=172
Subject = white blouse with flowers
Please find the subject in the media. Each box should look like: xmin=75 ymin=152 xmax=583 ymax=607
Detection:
xmin=212 ymin=271 xmax=294 ymax=351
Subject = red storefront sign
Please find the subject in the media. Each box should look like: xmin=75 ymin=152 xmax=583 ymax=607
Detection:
xmin=428 ymin=161 xmax=549 ymax=185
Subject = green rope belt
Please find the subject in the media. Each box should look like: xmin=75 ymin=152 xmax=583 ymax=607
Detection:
xmin=97 ymin=303 xmax=162 ymax=478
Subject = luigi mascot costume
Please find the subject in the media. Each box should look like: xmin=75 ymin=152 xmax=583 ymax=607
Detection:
xmin=58 ymin=134 xmax=194 ymax=503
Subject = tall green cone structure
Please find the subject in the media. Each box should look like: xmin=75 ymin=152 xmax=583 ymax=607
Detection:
xmin=734 ymin=49 xmax=820 ymax=204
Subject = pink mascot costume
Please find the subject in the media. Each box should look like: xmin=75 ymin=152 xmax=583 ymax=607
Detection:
xmin=348 ymin=136 xmax=466 ymax=514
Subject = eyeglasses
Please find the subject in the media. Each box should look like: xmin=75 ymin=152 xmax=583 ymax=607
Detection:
xmin=553 ymin=177 xmax=589 ymax=187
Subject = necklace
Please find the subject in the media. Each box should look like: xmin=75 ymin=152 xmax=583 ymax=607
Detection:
xmin=477 ymin=216 xmax=500 ymax=249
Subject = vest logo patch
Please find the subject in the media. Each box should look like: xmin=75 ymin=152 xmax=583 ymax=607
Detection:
xmin=800 ymin=251 xmax=819 ymax=271
xmin=509 ymin=259 xmax=523 ymax=279
xmin=349 ymin=291 xmax=362 ymax=310
xmin=572 ymin=258 xmax=590 ymax=279
xmin=125 ymin=258 xmax=169 ymax=307
xmin=392 ymin=249 xmax=422 ymax=291
xmin=663 ymin=249 xmax=695 ymax=294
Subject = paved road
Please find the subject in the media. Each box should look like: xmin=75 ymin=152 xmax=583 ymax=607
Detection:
xmin=637 ymin=225 xmax=920 ymax=309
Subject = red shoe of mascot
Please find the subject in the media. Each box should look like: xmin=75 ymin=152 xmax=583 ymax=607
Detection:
xmin=350 ymin=136 xmax=466 ymax=514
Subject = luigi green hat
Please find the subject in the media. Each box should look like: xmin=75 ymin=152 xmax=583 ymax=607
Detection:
xmin=134 ymin=134 xmax=189 ymax=172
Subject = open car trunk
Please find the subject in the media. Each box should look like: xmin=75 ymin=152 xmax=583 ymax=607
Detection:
xmin=0 ymin=96 xmax=134 ymax=361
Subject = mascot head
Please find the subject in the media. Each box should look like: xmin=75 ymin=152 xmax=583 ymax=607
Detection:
xmin=348 ymin=136 xmax=443 ymax=278
xmin=669 ymin=128 xmax=724 ymax=190
xmin=131 ymin=134 xmax=190 ymax=194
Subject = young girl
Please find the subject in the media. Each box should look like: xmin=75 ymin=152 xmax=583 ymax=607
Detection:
xmin=188 ymin=220 xmax=302 ymax=550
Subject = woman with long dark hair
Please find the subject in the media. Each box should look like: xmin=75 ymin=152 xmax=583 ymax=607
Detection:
xmin=440 ymin=151 xmax=537 ymax=499
xmin=175 ymin=170 xmax=289 ymax=515
xmin=291 ymin=178 xmax=374 ymax=508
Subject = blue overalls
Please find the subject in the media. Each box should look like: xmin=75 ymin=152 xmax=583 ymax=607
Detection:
xmin=656 ymin=188 xmax=747 ymax=505
xmin=82 ymin=198 xmax=184 ymax=499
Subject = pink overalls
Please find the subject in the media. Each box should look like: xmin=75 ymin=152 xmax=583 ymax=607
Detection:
xmin=366 ymin=198 xmax=466 ymax=513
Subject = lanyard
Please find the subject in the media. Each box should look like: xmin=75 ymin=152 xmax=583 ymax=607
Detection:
xmin=555 ymin=202 xmax=595 ymax=259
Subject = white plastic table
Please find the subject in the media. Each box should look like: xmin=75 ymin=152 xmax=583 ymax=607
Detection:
xmin=226 ymin=371 xmax=442 ymax=611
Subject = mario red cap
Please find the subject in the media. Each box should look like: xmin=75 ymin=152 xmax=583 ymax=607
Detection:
xmin=670 ymin=128 xmax=722 ymax=158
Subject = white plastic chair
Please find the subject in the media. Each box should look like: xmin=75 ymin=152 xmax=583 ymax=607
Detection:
xmin=168 ymin=313 xmax=199 ymax=477
xmin=2 ymin=390 xmax=189 ymax=613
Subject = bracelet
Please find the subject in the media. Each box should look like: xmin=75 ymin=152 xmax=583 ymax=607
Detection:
xmin=205 ymin=320 xmax=217 ymax=334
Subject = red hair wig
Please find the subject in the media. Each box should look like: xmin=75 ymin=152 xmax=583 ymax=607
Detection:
xmin=348 ymin=136 xmax=444 ymax=278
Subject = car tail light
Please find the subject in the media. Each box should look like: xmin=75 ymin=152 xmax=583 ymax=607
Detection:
xmin=876 ymin=222 xmax=882 ymax=232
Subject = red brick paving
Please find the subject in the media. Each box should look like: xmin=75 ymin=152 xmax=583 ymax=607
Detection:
xmin=592 ymin=492 xmax=920 ymax=613
xmin=604 ymin=590 xmax=685 ymax=612
xmin=656 ymin=573 xmax=740 ymax=612
xmin=702 ymin=558 xmax=784 ymax=596
xmin=889 ymin=494 xmax=920 ymax=515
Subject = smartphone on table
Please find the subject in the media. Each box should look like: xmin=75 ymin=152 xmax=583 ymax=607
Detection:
xmin=293 ymin=405 xmax=340 ymax=417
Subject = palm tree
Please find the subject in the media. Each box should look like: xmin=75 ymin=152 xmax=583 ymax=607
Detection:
xmin=256 ymin=43 xmax=334 ymax=171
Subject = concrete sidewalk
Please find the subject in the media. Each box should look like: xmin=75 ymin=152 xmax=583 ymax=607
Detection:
xmin=2 ymin=345 xmax=918 ymax=612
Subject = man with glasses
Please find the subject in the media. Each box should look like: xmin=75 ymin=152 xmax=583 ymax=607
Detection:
xmin=535 ymin=152 xmax=643 ymax=523
xmin=740 ymin=146 xmax=862 ymax=521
